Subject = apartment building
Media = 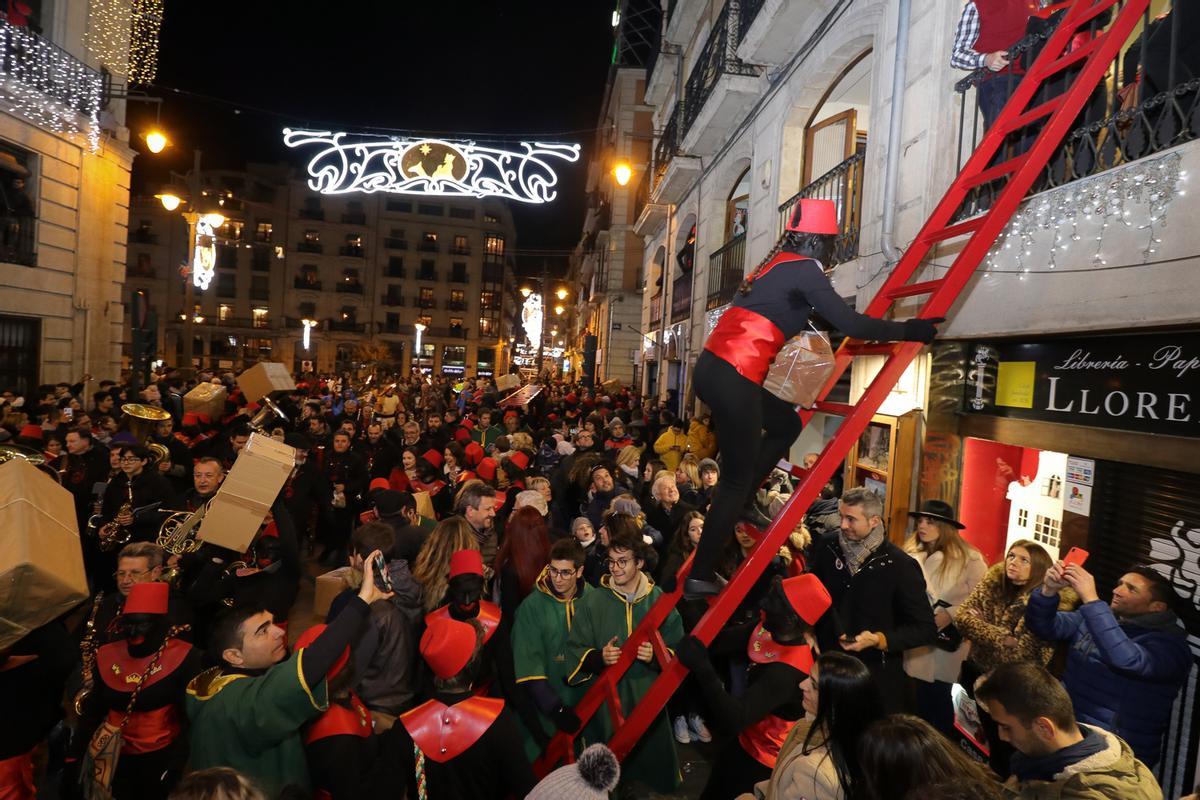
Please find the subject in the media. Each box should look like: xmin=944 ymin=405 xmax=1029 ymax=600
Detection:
xmin=125 ymin=167 xmax=518 ymax=377
xmin=0 ymin=1 xmax=137 ymax=392
xmin=631 ymin=0 xmax=1198 ymax=788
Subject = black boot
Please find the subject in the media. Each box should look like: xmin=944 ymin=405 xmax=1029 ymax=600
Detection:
xmin=683 ymin=576 xmax=723 ymax=599
xmin=740 ymin=497 xmax=773 ymax=530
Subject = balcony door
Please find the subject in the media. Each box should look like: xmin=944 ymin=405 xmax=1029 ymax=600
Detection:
xmin=0 ymin=314 xmax=39 ymax=395
xmin=802 ymin=50 xmax=872 ymax=187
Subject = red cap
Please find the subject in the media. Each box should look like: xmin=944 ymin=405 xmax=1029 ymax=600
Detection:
xmin=369 ymin=477 xmax=391 ymax=493
xmin=503 ymin=410 xmax=519 ymax=421
xmin=476 ymin=457 xmax=498 ymax=482
xmin=294 ymin=624 xmax=350 ymax=678
xmin=506 ymin=451 xmax=530 ymax=472
xmin=18 ymin=424 xmax=42 ymax=441
xmin=782 ymin=574 xmax=833 ymax=625
xmin=182 ymin=412 xmax=201 ymax=427
xmin=454 ymin=427 xmax=471 ymax=444
xmin=124 ymin=581 xmax=168 ymax=615
xmin=565 ymin=393 xmax=577 ymax=404
xmin=464 ymin=442 xmax=484 ymax=468
xmin=461 ymin=418 xmax=476 ymax=430
xmin=420 ymin=616 xmax=477 ymax=679
xmin=448 ymin=548 xmax=484 ymax=578
xmin=784 ymin=198 xmax=839 ymax=235
xmin=422 ymin=449 xmax=444 ymax=469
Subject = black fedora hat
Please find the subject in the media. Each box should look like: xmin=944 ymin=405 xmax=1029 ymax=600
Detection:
xmin=908 ymin=499 xmax=965 ymax=529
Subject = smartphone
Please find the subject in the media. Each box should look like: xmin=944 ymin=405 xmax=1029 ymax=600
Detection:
xmin=1062 ymin=547 xmax=1089 ymax=568
xmin=372 ymin=552 xmax=393 ymax=593
xmin=62 ymin=408 xmax=73 ymax=420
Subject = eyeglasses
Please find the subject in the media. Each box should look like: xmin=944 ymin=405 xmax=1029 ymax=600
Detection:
xmin=114 ymin=569 xmax=150 ymax=580
xmin=119 ymin=456 xmax=144 ymax=463
xmin=606 ymin=556 xmax=633 ymax=570
xmin=546 ymin=567 xmax=578 ymax=580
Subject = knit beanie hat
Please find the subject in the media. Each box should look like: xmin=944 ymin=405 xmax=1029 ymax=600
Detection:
xmin=526 ymin=743 xmax=620 ymax=800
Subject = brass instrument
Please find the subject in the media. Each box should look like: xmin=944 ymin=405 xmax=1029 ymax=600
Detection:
xmin=121 ymin=403 xmax=173 ymax=465
xmin=73 ymin=591 xmax=105 ymax=715
xmin=247 ymin=395 xmax=289 ymax=433
xmin=85 ymin=480 xmax=107 ymax=536
xmin=0 ymin=442 xmax=63 ymax=483
xmin=157 ymin=504 xmax=208 ymax=584
xmin=98 ymin=481 xmax=133 ymax=551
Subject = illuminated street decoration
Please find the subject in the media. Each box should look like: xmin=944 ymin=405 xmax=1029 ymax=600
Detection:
xmin=521 ymin=293 xmax=543 ymax=348
xmin=282 ymin=129 xmax=581 ymax=204
xmin=192 ymin=218 xmax=216 ymax=290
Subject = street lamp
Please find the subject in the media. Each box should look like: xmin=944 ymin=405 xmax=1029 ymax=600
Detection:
xmin=556 ymin=287 xmax=568 ymax=301
xmin=301 ymin=318 xmax=318 ymax=351
xmin=520 ymin=286 xmax=532 ymax=298
xmin=414 ymin=322 xmax=427 ymax=374
xmin=612 ymin=161 xmax=633 ymax=187
xmin=144 ymin=129 xmax=169 ymax=154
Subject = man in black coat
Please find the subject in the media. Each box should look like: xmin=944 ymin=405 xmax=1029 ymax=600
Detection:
xmin=808 ymin=487 xmax=936 ymax=711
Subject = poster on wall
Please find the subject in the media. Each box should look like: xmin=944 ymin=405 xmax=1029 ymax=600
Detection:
xmin=964 ymin=333 xmax=1200 ymax=438
xmin=1065 ymin=483 xmax=1092 ymax=516
xmin=1064 ymin=455 xmax=1095 ymax=516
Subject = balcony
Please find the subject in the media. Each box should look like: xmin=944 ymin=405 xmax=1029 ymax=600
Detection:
xmin=127 ymin=263 xmax=157 ymax=280
xmin=0 ymin=18 xmax=102 ymax=135
xmin=129 ymin=229 xmax=157 ymax=245
xmin=449 ymin=270 xmax=469 ymax=284
xmin=342 ymin=212 xmax=367 ymax=225
xmin=296 ymin=241 xmax=322 ymax=254
xmin=250 ymin=288 xmax=271 ymax=302
xmin=418 ymin=241 xmax=439 ymax=253
xmin=650 ymin=292 xmax=663 ymax=325
xmin=294 ymin=277 xmax=322 ymax=291
xmin=381 ymin=293 xmax=405 ymax=307
xmin=339 ymin=245 xmax=365 ymax=258
xmin=653 ymin=107 xmax=702 ymax=204
xmin=251 ymin=251 xmax=272 ymax=272
xmin=777 ymin=152 xmax=865 ymax=268
xmin=417 ymin=270 xmax=438 ymax=282
xmin=679 ymin=0 xmax=762 ymax=156
xmin=335 ymin=282 xmax=363 ymax=294
xmin=670 ymin=275 xmax=692 ymax=323
xmin=298 ymin=207 xmax=325 ymax=221
xmin=254 ymin=231 xmax=273 ymax=243
xmin=736 ymin=0 xmax=831 ymax=65
xmin=384 ymin=237 xmax=408 ymax=250
xmin=952 ymin=10 xmax=1200 ymax=222
xmin=449 ymin=245 xmax=471 ymax=256
xmin=447 ymin=300 xmax=467 ymax=311
xmin=329 ymin=319 xmax=365 ymax=333
xmin=707 ymin=233 xmax=746 ymax=309
xmin=386 ymin=266 xmax=406 ymax=279
xmin=418 ymin=299 xmax=437 ymax=310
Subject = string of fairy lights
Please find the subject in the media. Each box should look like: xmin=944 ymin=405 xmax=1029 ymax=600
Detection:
xmin=83 ymin=0 xmax=163 ymax=84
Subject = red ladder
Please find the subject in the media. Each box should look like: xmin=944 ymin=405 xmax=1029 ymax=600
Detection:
xmin=536 ymin=0 xmax=1149 ymax=773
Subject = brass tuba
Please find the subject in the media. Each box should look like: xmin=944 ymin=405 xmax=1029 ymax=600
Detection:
xmin=121 ymin=403 xmax=173 ymax=464
xmin=0 ymin=443 xmax=62 ymax=483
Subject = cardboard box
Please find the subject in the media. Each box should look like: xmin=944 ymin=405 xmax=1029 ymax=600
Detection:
xmin=412 ymin=490 xmax=435 ymax=521
xmin=495 ymin=373 xmax=521 ymax=392
xmin=198 ymin=433 xmax=295 ymax=553
xmin=0 ymin=459 xmax=89 ymax=649
xmin=237 ymin=362 xmax=296 ymax=404
xmin=314 ymin=566 xmax=353 ymax=619
xmin=183 ymin=382 xmax=227 ymax=420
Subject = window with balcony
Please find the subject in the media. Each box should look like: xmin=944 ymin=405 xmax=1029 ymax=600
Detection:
xmin=298 ymin=301 xmax=317 ymax=318
xmin=296 ymin=265 xmax=320 ymax=290
xmin=217 ymin=271 xmax=237 ymax=298
xmin=251 ymin=275 xmax=270 ymax=300
xmin=484 ymin=234 xmax=505 ymax=258
xmin=130 ymin=221 xmax=155 ymax=244
xmin=299 ymin=230 xmax=322 ymax=253
xmin=129 ymin=252 xmax=155 ymax=278
xmin=223 ymin=220 xmax=244 ymax=241
xmin=386 ymin=199 xmax=412 ymax=213
xmin=383 ymin=285 xmax=404 ymax=306
xmin=450 ymin=262 xmax=468 ymax=283
xmin=449 ymin=318 xmax=464 ymax=336
xmin=217 ymin=245 xmax=238 ymax=269
xmin=340 ymin=306 xmax=357 ymax=323
xmin=480 ymin=291 xmax=498 ymax=310
xmin=451 ymin=234 xmax=470 ymax=255
xmin=449 ymin=207 xmax=475 ymax=220
xmin=479 ymin=317 xmax=495 ymax=336
xmin=252 ymin=308 xmax=269 ymax=329
xmin=418 ymin=203 xmax=442 ymax=217
xmin=419 ymin=288 xmax=435 ymax=309
xmin=385 ymin=228 xmax=407 ymax=250
xmin=419 ymin=232 xmax=438 ymax=252
xmin=219 ymin=304 xmax=232 ymax=322
xmin=417 ymin=314 xmax=432 ymax=328
xmin=448 ymin=290 xmax=466 ymax=311
xmin=418 ymin=260 xmax=437 ymax=282
xmin=483 ymin=213 xmax=500 ymax=224
xmin=342 ymin=233 xmax=364 ymax=257
xmin=339 ymin=268 xmax=362 ymax=293
xmin=385 ymin=312 xmax=401 ymax=333
xmin=255 ymin=221 xmax=273 ymax=242
xmin=386 ymin=256 xmax=405 ymax=278
xmin=343 ymin=200 xmax=366 ymax=225
xmin=726 ymin=168 xmax=750 ymax=240
xmin=300 ymin=197 xmax=324 ymax=220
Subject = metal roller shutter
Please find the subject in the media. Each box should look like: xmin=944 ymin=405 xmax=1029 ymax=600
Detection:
xmin=1089 ymin=461 xmax=1200 ymax=796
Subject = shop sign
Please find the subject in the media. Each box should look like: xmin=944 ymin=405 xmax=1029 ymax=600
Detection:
xmin=964 ymin=333 xmax=1200 ymax=438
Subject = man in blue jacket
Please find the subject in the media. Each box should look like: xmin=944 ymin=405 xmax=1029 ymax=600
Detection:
xmin=1026 ymin=559 xmax=1190 ymax=768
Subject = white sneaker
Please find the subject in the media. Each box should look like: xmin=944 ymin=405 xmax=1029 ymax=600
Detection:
xmin=688 ymin=713 xmax=712 ymax=743
xmin=672 ymin=715 xmax=691 ymax=744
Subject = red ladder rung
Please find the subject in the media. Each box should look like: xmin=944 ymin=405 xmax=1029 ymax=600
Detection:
xmin=1069 ymin=0 xmax=1121 ymax=30
xmin=811 ymin=400 xmax=856 ymax=416
xmin=886 ymin=279 xmax=945 ymax=299
xmin=841 ymin=342 xmax=902 ymax=357
xmin=649 ymin=630 xmax=673 ymax=670
xmin=1033 ymin=35 xmax=1104 ymax=81
xmin=604 ymin=679 xmax=625 ymax=729
xmin=999 ymin=96 xmax=1065 ymax=137
xmin=962 ymin=153 xmax=1032 ymax=190
xmin=919 ymin=218 xmax=982 ymax=244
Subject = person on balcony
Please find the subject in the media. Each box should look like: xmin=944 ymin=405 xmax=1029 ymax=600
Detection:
xmin=683 ymin=199 xmax=941 ymax=599
xmin=951 ymin=0 xmax=1041 ymax=130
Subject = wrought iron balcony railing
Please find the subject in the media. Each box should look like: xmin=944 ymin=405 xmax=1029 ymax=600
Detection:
xmin=777 ymin=152 xmax=865 ymax=268
xmin=670 ymin=275 xmax=692 ymax=322
xmin=681 ymin=0 xmax=761 ymax=134
xmin=707 ymin=233 xmax=746 ymax=310
xmin=653 ymin=106 xmax=681 ymax=191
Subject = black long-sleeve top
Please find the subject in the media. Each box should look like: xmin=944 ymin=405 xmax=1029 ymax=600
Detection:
xmin=0 ymin=622 xmax=76 ymax=758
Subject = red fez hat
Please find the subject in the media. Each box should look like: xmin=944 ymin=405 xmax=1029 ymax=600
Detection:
xmin=454 ymin=427 xmax=471 ymax=444
xmin=476 ymin=457 xmax=498 ymax=482
xmin=124 ymin=581 xmax=169 ymax=615
xmin=782 ymin=574 xmax=833 ymax=625
xmin=182 ymin=411 xmax=201 ymax=427
xmin=503 ymin=410 xmax=519 ymax=421
xmin=785 ymin=198 xmax=839 ymax=235
xmin=422 ymin=449 xmax=444 ymax=469
xmin=18 ymin=424 xmax=43 ymax=441
xmin=420 ymin=616 xmax=476 ymax=680
xmin=461 ymin=418 xmax=476 ymax=430
xmin=546 ymin=413 xmax=558 ymax=422
xmin=369 ymin=477 xmax=391 ymax=493
xmin=507 ymin=451 xmax=530 ymax=472
xmin=464 ymin=441 xmax=484 ymax=468
xmin=449 ymin=548 xmax=484 ymax=578
xmin=565 ymin=393 xmax=577 ymax=404
xmin=294 ymin=624 xmax=350 ymax=678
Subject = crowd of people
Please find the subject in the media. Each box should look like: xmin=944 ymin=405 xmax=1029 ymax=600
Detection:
xmin=0 ymin=367 xmax=1194 ymax=800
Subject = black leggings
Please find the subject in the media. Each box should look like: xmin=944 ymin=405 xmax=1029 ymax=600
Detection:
xmin=692 ymin=350 xmax=803 ymax=581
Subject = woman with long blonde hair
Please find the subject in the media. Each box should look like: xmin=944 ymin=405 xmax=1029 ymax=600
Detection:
xmin=901 ymin=500 xmax=985 ymax=737
xmin=411 ymin=517 xmax=480 ymax=612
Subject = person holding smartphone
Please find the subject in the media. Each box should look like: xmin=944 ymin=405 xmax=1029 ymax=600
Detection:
xmin=1026 ymin=555 xmax=1191 ymax=769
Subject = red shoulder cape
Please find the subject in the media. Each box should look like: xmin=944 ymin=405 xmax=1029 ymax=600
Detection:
xmin=399 ymin=696 xmax=504 ymax=763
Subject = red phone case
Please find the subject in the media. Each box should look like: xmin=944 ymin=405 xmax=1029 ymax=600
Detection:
xmin=1063 ymin=547 xmax=1089 ymax=567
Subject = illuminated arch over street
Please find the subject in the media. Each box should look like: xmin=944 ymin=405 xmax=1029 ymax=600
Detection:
xmin=282 ymin=129 xmax=581 ymax=204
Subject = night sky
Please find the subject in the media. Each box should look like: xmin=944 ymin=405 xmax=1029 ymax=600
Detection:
xmin=127 ymin=1 xmax=619 ymax=258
